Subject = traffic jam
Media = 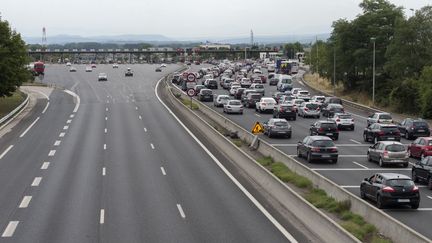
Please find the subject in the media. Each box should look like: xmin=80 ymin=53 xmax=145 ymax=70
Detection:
xmin=172 ymin=59 xmax=432 ymax=214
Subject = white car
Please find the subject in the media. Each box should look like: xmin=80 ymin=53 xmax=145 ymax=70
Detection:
xmin=296 ymin=90 xmax=311 ymax=101
xmin=161 ymin=63 xmax=167 ymax=67
xmin=253 ymin=68 xmax=262 ymax=74
xmin=256 ymin=97 xmax=277 ymax=113
xmin=223 ymin=100 xmax=243 ymax=114
xmin=66 ymin=62 xmax=71 ymax=66
xmin=229 ymin=85 xmax=241 ymax=96
xmin=85 ymin=66 xmax=92 ymax=72
xmin=112 ymin=63 xmax=119 ymax=68
xmin=290 ymin=98 xmax=305 ymax=112
xmin=250 ymin=83 xmax=265 ymax=95
xmin=331 ymin=113 xmax=355 ymax=130
xmin=311 ymin=95 xmax=326 ymax=104
xmin=291 ymin=88 xmax=302 ymax=96
xmin=98 ymin=73 xmax=108 ymax=81
xmin=240 ymin=78 xmax=252 ymax=88
xmin=214 ymin=95 xmax=230 ymax=107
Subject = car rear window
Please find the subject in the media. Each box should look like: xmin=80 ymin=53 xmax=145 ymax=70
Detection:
xmin=255 ymin=85 xmax=264 ymax=89
xmin=250 ymin=94 xmax=262 ymax=99
xmin=414 ymin=121 xmax=428 ymax=127
xmin=280 ymin=105 xmax=293 ymax=111
xmin=321 ymin=123 xmax=337 ymax=129
xmin=386 ymin=179 xmax=414 ymax=187
xmin=379 ymin=114 xmax=392 ymax=119
xmin=311 ymin=140 xmax=335 ymax=147
xmin=385 ymin=144 xmax=405 ymax=152
xmin=282 ymin=79 xmax=292 ymax=84
xmin=275 ymin=121 xmax=288 ymax=126
xmin=329 ymin=98 xmax=342 ymax=104
xmin=306 ymin=103 xmax=319 ymax=109
xmin=230 ymin=101 xmax=241 ymax=105
xmin=338 ymin=114 xmax=352 ymax=119
xmin=202 ymin=90 xmax=212 ymax=95
xmin=382 ymin=127 xmax=398 ymax=132
xmin=299 ymin=91 xmax=309 ymax=95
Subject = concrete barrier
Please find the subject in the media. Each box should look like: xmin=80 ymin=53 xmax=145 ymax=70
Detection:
xmin=0 ymin=91 xmax=29 ymax=127
xmin=168 ymin=79 xmax=431 ymax=243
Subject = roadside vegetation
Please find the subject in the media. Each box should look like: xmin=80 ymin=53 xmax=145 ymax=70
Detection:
xmin=0 ymin=91 xmax=26 ymax=118
xmin=257 ymin=156 xmax=391 ymax=243
xmin=305 ymin=0 xmax=432 ymax=118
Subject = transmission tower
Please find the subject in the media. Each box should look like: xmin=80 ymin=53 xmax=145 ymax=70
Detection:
xmin=250 ymin=29 xmax=254 ymax=47
xmin=42 ymin=27 xmax=47 ymax=48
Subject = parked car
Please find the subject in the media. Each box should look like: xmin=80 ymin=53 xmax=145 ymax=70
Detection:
xmin=242 ymin=93 xmax=263 ymax=108
xmin=367 ymin=141 xmax=409 ymax=167
xmin=250 ymin=83 xmax=265 ymax=95
xmin=197 ymin=89 xmax=213 ymax=102
xmin=360 ymin=173 xmax=419 ymax=209
xmin=273 ymin=104 xmax=297 ymax=120
xmin=408 ymin=137 xmax=432 ymax=159
xmin=256 ymin=97 xmax=277 ymax=113
xmin=309 ymin=120 xmax=339 ymax=140
xmin=297 ymin=136 xmax=338 ymax=163
xmin=412 ymin=156 xmax=432 ymax=189
xmin=367 ymin=112 xmax=393 ymax=127
xmin=298 ymin=102 xmax=321 ymax=118
xmin=263 ymin=118 xmax=292 ymax=138
xmin=363 ymin=123 xmax=401 ymax=143
xmin=223 ymin=100 xmax=243 ymax=114
xmin=397 ymin=118 xmax=430 ymax=139
xmin=322 ymin=104 xmax=344 ymax=117
xmin=98 ymin=73 xmax=107 ymax=81
xmin=214 ymin=95 xmax=230 ymax=107
xmin=125 ymin=68 xmax=133 ymax=76
xmin=331 ymin=113 xmax=355 ymax=130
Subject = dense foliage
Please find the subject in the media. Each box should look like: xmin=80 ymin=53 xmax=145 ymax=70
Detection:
xmin=0 ymin=18 xmax=30 ymax=97
xmin=306 ymin=0 xmax=432 ymax=117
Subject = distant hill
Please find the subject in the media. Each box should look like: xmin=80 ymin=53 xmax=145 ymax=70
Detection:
xmin=24 ymin=33 xmax=330 ymax=45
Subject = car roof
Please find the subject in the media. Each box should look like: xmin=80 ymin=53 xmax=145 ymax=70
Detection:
xmin=378 ymin=173 xmax=411 ymax=180
xmin=377 ymin=141 xmax=404 ymax=145
xmin=376 ymin=123 xmax=397 ymax=127
xmin=308 ymin=136 xmax=333 ymax=141
xmin=318 ymin=120 xmax=336 ymax=124
xmin=270 ymin=118 xmax=288 ymax=122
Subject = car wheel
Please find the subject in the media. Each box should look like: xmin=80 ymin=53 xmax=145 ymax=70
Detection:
xmin=287 ymin=134 xmax=291 ymax=139
xmin=412 ymin=170 xmax=419 ymax=182
xmin=402 ymin=163 xmax=408 ymax=168
xmin=377 ymin=195 xmax=384 ymax=209
xmin=428 ymin=177 xmax=432 ymax=190
xmin=351 ymin=125 xmax=355 ymax=131
xmin=297 ymin=148 xmax=302 ymax=158
xmin=363 ymin=133 xmax=368 ymax=142
xmin=268 ymin=131 xmax=272 ymax=138
xmin=331 ymin=159 xmax=337 ymax=164
xmin=405 ymin=131 xmax=410 ymax=140
xmin=293 ymin=117 xmax=296 ymax=121
xmin=374 ymin=136 xmax=379 ymax=144
xmin=411 ymin=202 xmax=419 ymax=209
xmin=316 ymin=115 xmax=320 ymax=119
xmin=307 ymin=152 xmax=312 ymax=163
xmin=379 ymin=157 xmax=385 ymax=167
xmin=367 ymin=152 xmax=372 ymax=162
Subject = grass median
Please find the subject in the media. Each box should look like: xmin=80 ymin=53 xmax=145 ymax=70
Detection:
xmin=0 ymin=91 xmax=26 ymax=118
xmin=257 ymin=156 xmax=391 ymax=243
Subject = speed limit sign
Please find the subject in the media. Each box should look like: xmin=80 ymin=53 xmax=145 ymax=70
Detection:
xmin=187 ymin=88 xmax=195 ymax=97
xmin=187 ymin=73 xmax=196 ymax=82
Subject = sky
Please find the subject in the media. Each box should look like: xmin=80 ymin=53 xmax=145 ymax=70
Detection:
xmin=1 ymin=0 xmax=430 ymax=38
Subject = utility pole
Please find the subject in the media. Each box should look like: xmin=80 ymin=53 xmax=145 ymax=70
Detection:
xmin=333 ymin=45 xmax=336 ymax=96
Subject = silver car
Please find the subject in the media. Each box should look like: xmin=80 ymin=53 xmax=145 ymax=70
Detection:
xmin=263 ymin=118 xmax=292 ymax=138
xmin=223 ymin=100 xmax=243 ymax=114
xmin=298 ymin=102 xmax=321 ymax=118
xmin=214 ymin=95 xmax=230 ymax=107
xmin=250 ymin=83 xmax=265 ymax=95
xmin=367 ymin=141 xmax=409 ymax=167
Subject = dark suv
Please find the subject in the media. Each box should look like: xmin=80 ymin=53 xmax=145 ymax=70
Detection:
xmin=398 ymin=118 xmax=430 ymax=140
xmin=360 ymin=173 xmax=420 ymax=209
xmin=309 ymin=121 xmax=339 ymax=140
xmin=273 ymin=104 xmax=297 ymax=120
xmin=412 ymin=156 xmax=432 ymax=189
xmin=322 ymin=104 xmax=344 ymax=117
xmin=206 ymin=80 xmax=218 ymax=89
xmin=363 ymin=123 xmax=401 ymax=143
xmin=242 ymin=93 xmax=262 ymax=108
xmin=197 ymin=89 xmax=213 ymax=102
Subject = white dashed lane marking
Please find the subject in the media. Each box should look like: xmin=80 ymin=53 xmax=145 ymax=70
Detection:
xmin=0 ymin=145 xmax=14 ymax=160
xmin=54 ymin=140 xmax=61 ymax=146
xmin=48 ymin=150 xmax=56 ymax=157
xmin=100 ymin=209 xmax=105 ymax=224
xmin=1 ymin=221 xmax=19 ymax=237
xmin=18 ymin=196 xmax=32 ymax=208
xmin=161 ymin=167 xmax=166 ymax=175
xmin=144 ymin=128 xmax=147 ymax=132
xmin=176 ymin=204 xmax=186 ymax=219
xmin=59 ymin=132 xmax=65 ymax=137
xmin=41 ymin=162 xmax=50 ymax=170
xmin=66 ymin=120 xmax=72 ymax=124
xmin=31 ymin=177 xmax=42 ymax=187
xmin=150 ymin=143 xmax=155 ymax=150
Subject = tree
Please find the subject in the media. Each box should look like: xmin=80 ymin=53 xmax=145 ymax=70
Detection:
xmin=0 ymin=18 xmax=30 ymax=97
xmin=284 ymin=42 xmax=303 ymax=59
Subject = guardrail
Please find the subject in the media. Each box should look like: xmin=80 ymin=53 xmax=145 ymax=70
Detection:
xmin=168 ymin=79 xmax=431 ymax=243
xmin=0 ymin=92 xmax=29 ymax=127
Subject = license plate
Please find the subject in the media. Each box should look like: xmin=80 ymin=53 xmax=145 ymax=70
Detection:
xmin=418 ymin=130 xmax=425 ymax=132
xmin=388 ymin=137 xmax=394 ymax=140
xmin=322 ymin=155 xmax=330 ymax=158
xmin=397 ymin=199 xmax=410 ymax=203
xmin=278 ymin=132 xmax=286 ymax=134
xmin=326 ymin=133 xmax=333 ymax=136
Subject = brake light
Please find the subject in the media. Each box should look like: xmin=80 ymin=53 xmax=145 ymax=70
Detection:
xmin=352 ymin=119 xmax=354 ymax=122
xmin=336 ymin=119 xmax=340 ymax=122
xmin=395 ymin=131 xmax=400 ymax=136
xmin=330 ymin=147 xmax=338 ymax=152
xmin=383 ymin=150 xmax=389 ymax=158
xmin=382 ymin=186 xmax=395 ymax=193
xmin=304 ymin=107 xmax=309 ymax=111
xmin=412 ymin=186 xmax=419 ymax=192
xmin=319 ymin=128 xmax=324 ymax=132
xmin=378 ymin=131 xmax=384 ymax=136
xmin=311 ymin=147 xmax=320 ymax=152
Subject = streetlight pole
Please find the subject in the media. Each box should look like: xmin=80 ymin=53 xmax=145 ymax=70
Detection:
xmin=371 ymin=37 xmax=376 ymax=105
xmin=333 ymin=45 xmax=336 ymax=96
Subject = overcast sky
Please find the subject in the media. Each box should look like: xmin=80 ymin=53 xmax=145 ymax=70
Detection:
xmin=1 ymin=0 xmax=430 ymax=38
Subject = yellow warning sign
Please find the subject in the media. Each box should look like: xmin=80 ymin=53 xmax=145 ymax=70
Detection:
xmin=251 ymin=122 xmax=265 ymax=134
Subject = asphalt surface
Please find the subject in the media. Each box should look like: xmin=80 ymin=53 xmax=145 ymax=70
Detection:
xmin=0 ymin=64 xmax=301 ymax=242
xmin=184 ymin=64 xmax=432 ymax=240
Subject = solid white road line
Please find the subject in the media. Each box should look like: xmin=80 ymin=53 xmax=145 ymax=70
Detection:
xmin=41 ymin=102 xmax=50 ymax=114
xmin=31 ymin=177 xmax=42 ymax=187
xmin=150 ymin=143 xmax=155 ymax=150
xmin=353 ymin=161 xmax=369 ymax=169
xmin=298 ymin=80 xmax=305 ymax=86
xmin=63 ymin=126 xmax=69 ymax=130
xmin=339 ymin=155 xmax=367 ymax=158
xmin=155 ymin=77 xmax=298 ymax=243
xmin=59 ymin=132 xmax=65 ymax=137
xmin=41 ymin=162 xmax=50 ymax=170
xmin=54 ymin=140 xmax=61 ymax=146
xmin=104 ymin=144 xmax=107 ymax=150
xmin=1 ymin=221 xmax=19 ymax=237
xmin=64 ymin=90 xmax=80 ymax=113
xmin=18 ymin=196 xmax=32 ymax=208
xmin=255 ymin=114 xmax=261 ymax=117
xmin=0 ymin=145 xmax=14 ymax=160
xmin=144 ymin=128 xmax=147 ymax=132
xmin=312 ymin=168 xmax=411 ymax=171
xmin=19 ymin=117 xmax=40 ymax=138
xmin=341 ymin=186 xmax=360 ymax=188
xmin=135 ymin=106 xmax=138 ymax=110
xmin=161 ymin=167 xmax=166 ymax=176
xmin=176 ymin=204 xmax=186 ymax=219
xmin=350 ymin=139 xmax=362 ymax=145
xmin=102 ymin=167 xmax=106 ymax=176
xmin=48 ymin=150 xmax=56 ymax=157
xmin=100 ymin=209 xmax=105 ymax=224
xmin=416 ymin=208 xmax=432 ymax=211
xmin=66 ymin=119 xmax=72 ymax=124
xmin=271 ymin=144 xmax=371 ymax=147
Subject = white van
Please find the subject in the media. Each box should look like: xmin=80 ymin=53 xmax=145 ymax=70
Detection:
xmin=276 ymin=75 xmax=293 ymax=91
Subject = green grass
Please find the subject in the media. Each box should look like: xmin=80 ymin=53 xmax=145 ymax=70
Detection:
xmin=0 ymin=91 xmax=26 ymax=118
xmin=257 ymin=156 xmax=274 ymax=166
xmin=232 ymin=139 xmax=243 ymax=147
xmin=270 ymin=162 xmax=312 ymax=189
xmin=181 ymin=98 xmax=199 ymax=110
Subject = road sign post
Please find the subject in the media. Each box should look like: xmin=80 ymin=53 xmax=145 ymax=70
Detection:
xmin=187 ymin=88 xmax=195 ymax=109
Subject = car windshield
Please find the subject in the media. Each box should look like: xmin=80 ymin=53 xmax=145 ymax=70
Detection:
xmin=386 ymin=179 xmax=414 ymax=187
xmin=311 ymin=140 xmax=335 ymax=147
xmin=379 ymin=114 xmax=392 ymax=119
xmin=255 ymin=85 xmax=264 ymax=89
xmin=385 ymin=144 xmax=405 ymax=152
xmin=250 ymin=94 xmax=261 ymax=99
xmin=282 ymin=79 xmax=292 ymax=84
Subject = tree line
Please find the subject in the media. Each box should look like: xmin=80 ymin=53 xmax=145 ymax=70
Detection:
xmin=306 ymin=0 xmax=432 ymax=117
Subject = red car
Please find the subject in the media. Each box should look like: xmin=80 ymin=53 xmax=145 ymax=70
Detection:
xmin=408 ymin=137 xmax=432 ymax=159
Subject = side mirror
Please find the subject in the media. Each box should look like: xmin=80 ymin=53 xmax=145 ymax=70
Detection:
xmin=364 ymin=178 xmax=369 ymax=182
xmin=369 ymin=146 xmax=374 ymax=149
xmin=297 ymin=141 xmax=302 ymax=145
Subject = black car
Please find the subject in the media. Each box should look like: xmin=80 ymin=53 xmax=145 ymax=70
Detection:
xmin=194 ymin=85 xmax=205 ymax=96
xmin=273 ymin=104 xmax=297 ymax=120
xmin=360 ymin=173 xmax=420 ymax=209
xmin=297 ymin=136 xmax=338 ymax=163
xmin=363 ymin=123 xmax=401 ymax=143
xmin=412 ymin=156 xmax=432 ymax=189
xmin=172 ymin=74 xmax=181 ymax=85
xmin=263 ymin=118 xmax=292 ymax=138
xmin=242 ymin=93 xmax=262 ymax=108
xmin=321 ymin=104 xmax=344 ymax=117
xmin=206 ymin=80 xmax=218 ymax=89
xmin=234 ymin=88 xmax=246 ymax=100
xmin=269 ymin=77 xmax=278 ymax=86
xmin=155 ymin=67 xmax=162 ymax=72
xmin=309 ymin=121 xmax=339 ymax=140
xmin=197 ymin=89 xmax=213 ymax=102
xmin=398 ymin=118 xmax=430 ymax=140
xmin=125 ymin=69 xmax=133 ymax=76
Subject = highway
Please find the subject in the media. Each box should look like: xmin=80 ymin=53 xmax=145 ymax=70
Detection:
xmin=184 ymin=64 xmax=432 ymax=240
xmin=0 ymin=64 xmax=310 ymax=242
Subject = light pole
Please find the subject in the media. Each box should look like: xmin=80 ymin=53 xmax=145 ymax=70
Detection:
xmin=333 ymin=45 xmax=336 ymax=96
xmin=370 ymin=37 xmax=376 ymax=105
